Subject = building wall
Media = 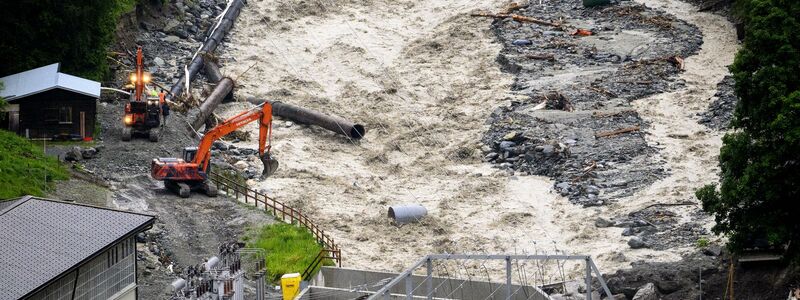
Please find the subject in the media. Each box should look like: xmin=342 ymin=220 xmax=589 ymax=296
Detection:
xmin=15 ymin=89 xmax=96 ymax=139
xmin=29 ymin=237 xmax=137 ymax=300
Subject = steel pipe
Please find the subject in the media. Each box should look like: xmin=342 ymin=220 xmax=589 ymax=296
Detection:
xmin=388 ymin=204 xmax=427 ymax=224
xmin=168 ymin=0 xmax=245 ymax=101
xmin=248 ymin=98 xmax=366 ymax=139
xmin=192 ymin=77 xmax=234 ymax=131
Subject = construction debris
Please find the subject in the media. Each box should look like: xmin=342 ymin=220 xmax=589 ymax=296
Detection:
xmin=388 ymin=204 xmax=428 ymax=224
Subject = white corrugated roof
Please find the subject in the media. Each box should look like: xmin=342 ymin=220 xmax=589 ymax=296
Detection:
xmin=0 ymin=63 xmax=101 ymax=101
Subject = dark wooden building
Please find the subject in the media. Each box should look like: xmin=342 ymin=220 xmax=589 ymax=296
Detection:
xmin=0 ymin=63 xmax=100 ymax=140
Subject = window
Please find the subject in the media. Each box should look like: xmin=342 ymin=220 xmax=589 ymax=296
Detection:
xmin=58 ymin=107 xmax=72 ymax=124
xmin=44 ymin=108 xmax=58 ymax=123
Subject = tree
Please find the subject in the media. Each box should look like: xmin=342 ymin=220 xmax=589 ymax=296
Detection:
xmin=697 ymin=0 xmax=800 ymax=260
xmin=0 ymin=0 xmax=136 ymax=80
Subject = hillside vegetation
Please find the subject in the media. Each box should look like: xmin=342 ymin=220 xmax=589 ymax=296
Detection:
xmin=0 ymin=130 xmax=69 ymax=199
xmin=0 ymin=0 xmax=137 ymax=79
xmin=698 ymin=0 xmax=800 ymax=261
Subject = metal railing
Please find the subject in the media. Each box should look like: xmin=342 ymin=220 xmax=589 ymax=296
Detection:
xmin=369 ymin=254 xmax=614 ymax=300
xmin=301 ymin=249 xmax=342 ymax=281
xmin=208 ymin=170 xmax=342 ymax=266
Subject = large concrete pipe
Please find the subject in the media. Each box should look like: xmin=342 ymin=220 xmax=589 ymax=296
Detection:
xmin=248 ymin=98 xmax=366 ymax=139
xmin=168 ymin=0 xmax=245 ymax=101
xmin=388 ymin=204 xmax=427 ymax=224
xmin=192 ymin=77 xmax=234 ymax=131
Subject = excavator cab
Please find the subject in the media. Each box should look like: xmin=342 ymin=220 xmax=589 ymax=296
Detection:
xmin=183 ymin=147 xmax=198 ymax=163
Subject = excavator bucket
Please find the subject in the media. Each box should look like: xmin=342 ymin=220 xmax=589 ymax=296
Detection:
xmin=260 ymin=153 xmax=279 ymax=178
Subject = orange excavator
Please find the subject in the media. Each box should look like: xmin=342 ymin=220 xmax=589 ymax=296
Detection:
xmin=123 ymin=46 xmax=164 ymax=142
xmin=151 ymin=103 xmax=279 ymax=197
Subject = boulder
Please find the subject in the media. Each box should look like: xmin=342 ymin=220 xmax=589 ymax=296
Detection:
xmin=233 ymin=160 xmax=248 ymax=170
xmin=632 ymin=283 xmax=658 ymax=300
xmin=499 ymin=141 xmax=516 ymax=150
xmin=595 ymin=217 xmax=614 ymax=228
xmin=153 ymin=57 xmax=165 ymax=67
xmin=702 ymin=245 xmax=722 ymax=256
xmin=65 ymin=146 xmax=82 ymax=162
xmin=628 ymin=237 xmax=649 ymax=249
xmin=81 ymin=147 xmax=98 ymax=159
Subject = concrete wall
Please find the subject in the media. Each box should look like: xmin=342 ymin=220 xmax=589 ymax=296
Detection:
xmin=309 ymin=267 xmax=550 ymax=300
xmin=297 ymin=286 xmax=442 ymax=300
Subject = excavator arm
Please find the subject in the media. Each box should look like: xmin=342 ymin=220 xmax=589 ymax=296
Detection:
xmin=193 ymin=103 xmax=275 ymax=174
xmin=151 ymin=102 xmax=277 ymax=188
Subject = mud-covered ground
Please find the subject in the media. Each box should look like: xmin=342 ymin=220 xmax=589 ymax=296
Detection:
xmin=39 ymin=2 xmax=282 ymax=298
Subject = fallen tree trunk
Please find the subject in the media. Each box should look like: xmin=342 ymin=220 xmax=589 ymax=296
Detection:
xmin=192 ymin=77 xmax=234 ymax=131
xmin=470 ymin=12 xmax=561 ymax=27
xmin=248 ymin=98 xmax=366 ymax=139
xmin=595 ymin=126 xmax=641 ymax=138
xmin=168 ymin=0 xmax=245 ymax=101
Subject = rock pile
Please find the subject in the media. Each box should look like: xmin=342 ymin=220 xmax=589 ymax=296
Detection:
xmin=698 ymin=75 xmax=737 ymax=130
xmin=64 ymin=145 xmax=103 ymax=162
xmin=482 ymin=0 xmax=703 ymax=205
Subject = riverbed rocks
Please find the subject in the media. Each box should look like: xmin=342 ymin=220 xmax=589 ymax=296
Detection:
xmin=483 ymin=0 xmax=702 ymax=205
xmin=627 ymin=236 xmax=649 ymax=249
xmin=631 ymin=283 xmax=658 ymax=300
xmin=698 ymin=75 xmax=737 ymax=130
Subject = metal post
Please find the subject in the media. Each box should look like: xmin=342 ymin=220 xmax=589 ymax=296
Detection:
xmin=585 ymin=258 xmax=592 ymax=300
xmin=699 ymin=266 xmax=702 ymax=300
xmin=406 ymin=273 xmax=414 ymax=300
xmin=506 ymin=256 xmax=512 ymax=300
xmin=426 ymin=258 xmax=433 ymax=300
xmin=256 ymin=275 xmax=264 ymax=300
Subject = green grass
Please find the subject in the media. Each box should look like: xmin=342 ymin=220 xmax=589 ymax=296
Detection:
xmin=244 ymin=223 xmax=333 ymax=282
xmin=0 ymin=130 xmax=69 ymax=199
xmin=696 ymin=237 xmax=710 ymax=248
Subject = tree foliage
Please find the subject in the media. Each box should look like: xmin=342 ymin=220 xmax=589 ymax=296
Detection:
xmin=0 ymin=0 xmax=136 ymax=80
xmin=698 ymin=0 xmax=800 ymax=260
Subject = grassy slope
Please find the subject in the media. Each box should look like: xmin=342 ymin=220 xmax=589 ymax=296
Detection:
xmin=244 ymin=223 xmax=333 ymax=282
xmin=0 ymin=130 xmax=69 ymax=199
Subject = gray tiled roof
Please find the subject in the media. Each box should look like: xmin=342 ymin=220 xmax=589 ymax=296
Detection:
xmin=0 ymin=63 xmax=101 ymax=102
xmin=0 ymin=196 xmax=154 ymax=299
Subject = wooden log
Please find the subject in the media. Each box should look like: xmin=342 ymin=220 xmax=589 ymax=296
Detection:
xmin=191 ymin=77 xmax=234 ymax=131
xmin=470 ymin=12 xmax=561 ymax=27
xmin=595 ymin=126 xmax=640 ymax=138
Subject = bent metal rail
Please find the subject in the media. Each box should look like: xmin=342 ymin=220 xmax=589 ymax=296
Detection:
xmin=208 ymin=170 xmax=342 ymax=265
